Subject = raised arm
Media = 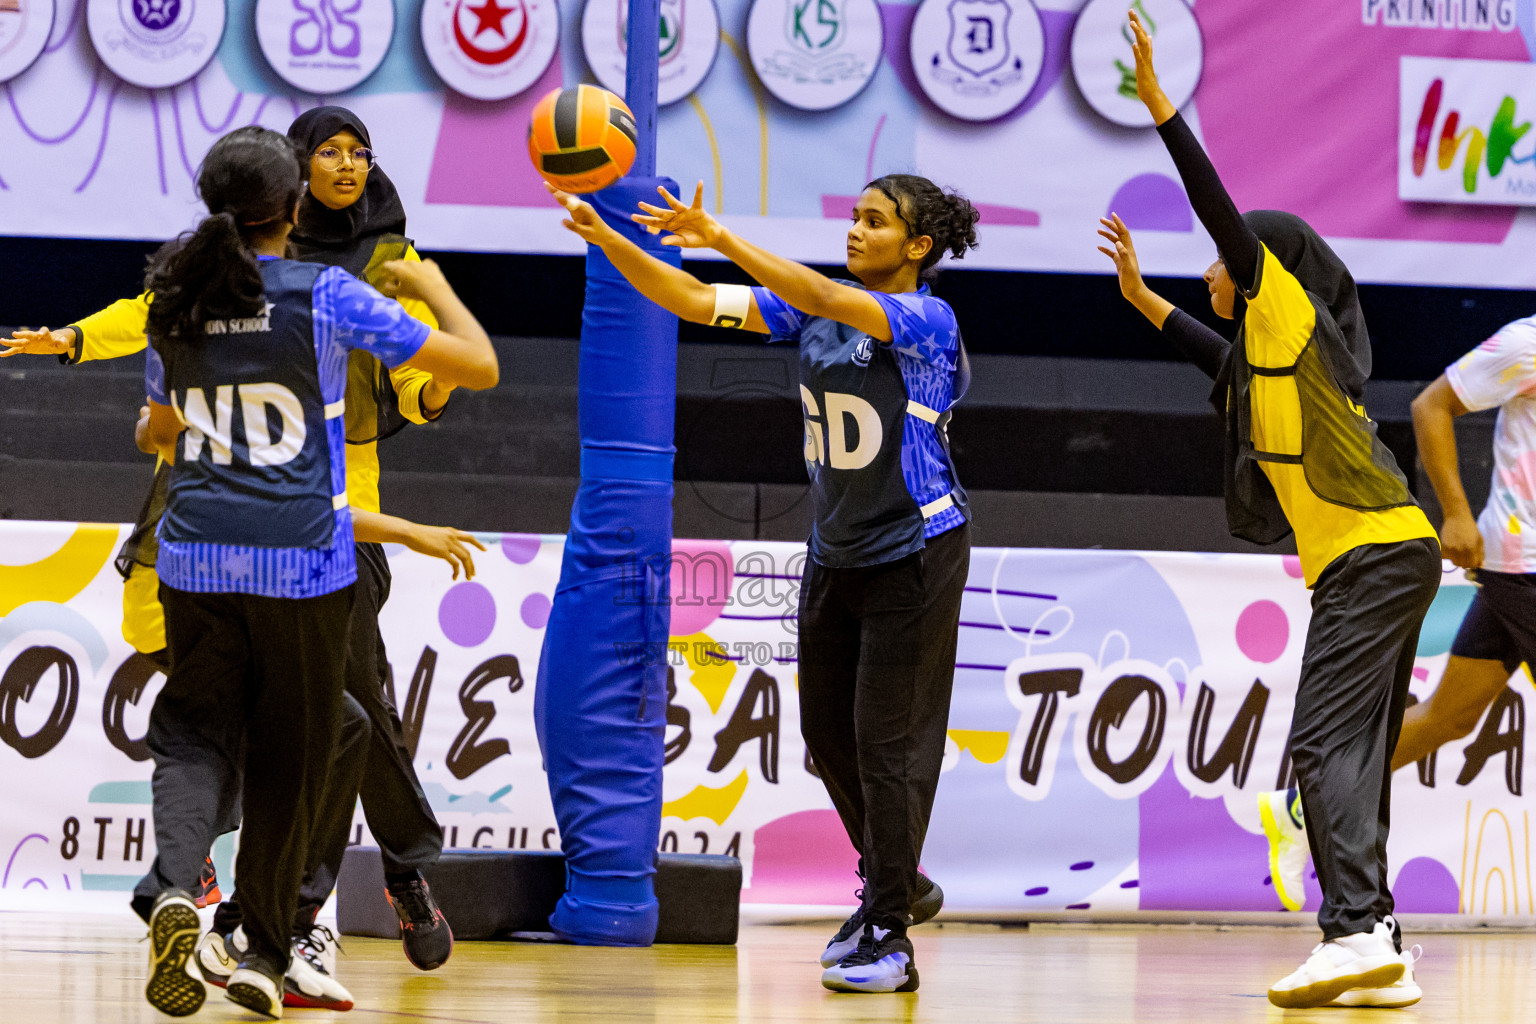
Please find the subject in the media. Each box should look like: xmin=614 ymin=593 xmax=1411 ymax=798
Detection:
xmin=546 ymin=183 xmax=770 ymax=334
xmin=632 ymin=183 xmax=892 ymax=341
xmin=373 ymin=260 xmax=498 ymax=390
xmin=1129 ymin=10 xmax=1259 ymax=292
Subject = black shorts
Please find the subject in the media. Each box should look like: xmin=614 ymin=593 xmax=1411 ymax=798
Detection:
xmin=1448 ymin=569 xmax=1536 ymax=672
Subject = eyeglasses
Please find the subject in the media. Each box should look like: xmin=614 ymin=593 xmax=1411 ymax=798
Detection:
xmin=313 ymin=146 xmax=374 ymax=171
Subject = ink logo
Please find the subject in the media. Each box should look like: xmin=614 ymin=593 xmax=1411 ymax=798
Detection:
xmin=580 ymin=0 xmax=719 ymax=107
xmin=0 ymin=0 xmax=55 ymax=85
xmin=909 ymin=0 xmax=1042 ymax=122
xmin=1068 ymin=0 xmax=1202 ymax=129
xmin=421 ymin=0 xmax=557 ymax=100
xmin=1399 ymin=56 xmax=1536 ymax=206
xmin=255 ymin=0 xmax=394 ymax=95
xmin=87 ymin=0 xmax=225 ymax=89
xmin=746 ymin=0 xmax=882 ymax=112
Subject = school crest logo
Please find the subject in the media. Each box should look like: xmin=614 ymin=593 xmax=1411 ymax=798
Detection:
xmin=255 ymin=0 xmax=395 ymax=95
xmin=1068 ymin=0 xmax=1203 ymax=128
xmin=420 ymin=0 xmax=558 ymax=100
xmin=0 ymin=0 xmax=56 ymax=85
xmin=909 ymin=0 xmax=1042 ymax=122
xmin=88 ymin=0 xmax=225 ymax=88
xmin=746 ymin=0 xmax=882 ymax=112
xmin=852 ymin=335 xmax=874 ymax=367
xmin=580 ymin=0 xmax=719 ymax=107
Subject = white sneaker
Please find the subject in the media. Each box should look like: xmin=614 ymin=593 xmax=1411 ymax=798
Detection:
xmin=286 ymin=928 xmax=354 ymax=1011
xmin=226 ymin=964 xmax=284 ymax=1019
xmin=1258 ymin=788 xmax=1308 ymax=912
xmin=1330 ymin=946 xmax=1423 ymax=1008
xmin=1268 ymin=918 xmax=1405 ymax=1009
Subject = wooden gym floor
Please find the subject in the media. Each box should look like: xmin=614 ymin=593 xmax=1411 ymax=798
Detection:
xmin=1 ymin=913 xmax=1532 ymax=1022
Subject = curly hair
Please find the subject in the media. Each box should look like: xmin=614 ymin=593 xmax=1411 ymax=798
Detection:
xmin=866 ymin=174 xmax=981 ymax=280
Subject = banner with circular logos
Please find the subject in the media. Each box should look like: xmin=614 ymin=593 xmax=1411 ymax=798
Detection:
xmin=255 ymin=0 xmax=395 ymax=96
xmin=580 ymin=0 xmax=719 ymax=108
xmin=745 ymin=0 xmax=882 ymax=112
xmin=0 ymin=0 xmax=54 ymax=84
xmin=87 ymin=0 xmax=226 ymax=89
xmin=421 ymin=0 xmax=559 ymax=101
xmin=908 ymin=0 xmax=1044 ymax=122
xmin=1070 ymin=0 xmax=1201 ymax=128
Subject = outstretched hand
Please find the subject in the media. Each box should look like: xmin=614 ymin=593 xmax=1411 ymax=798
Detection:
xmin=1127 ymin=8 xmax=1175 ymax=124
xmin=3 ymin=327 xmax=73 ymax=358
xmin=632 ymin=182 xmax=725 ymax=249
xmin=1097 ymin=214 xmax=1147 ymax=302
xmin=405 ymin=525 xmax=487 ymax=580
xmin=545 ymin=181 xmax=616 ymax=246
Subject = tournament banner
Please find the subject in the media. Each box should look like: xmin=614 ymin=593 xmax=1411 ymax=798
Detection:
xmin=5 ymin=0 xmax=1536 ymax=287
xmin=1 ymin=519 xmax=1532 ymax=919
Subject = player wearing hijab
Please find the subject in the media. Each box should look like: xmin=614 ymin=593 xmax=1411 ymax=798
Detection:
xmin=137 ymin=125 xmax=496 ymax=1019
xmin=548 ymin=173 xmax=977 ymax=994
xmin=1097 ymin=12 xmax=1439 ymax=1010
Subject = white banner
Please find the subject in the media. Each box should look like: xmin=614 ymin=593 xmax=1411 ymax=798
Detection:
xmin=1400 ymin=55 xmax=1536 ymax=206
xmin=0 ymin=520 xmax=1532 ymax=917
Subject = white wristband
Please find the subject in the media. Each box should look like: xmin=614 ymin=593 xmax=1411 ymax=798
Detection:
xmin=710 ymin=284 xmax=752 ymax=329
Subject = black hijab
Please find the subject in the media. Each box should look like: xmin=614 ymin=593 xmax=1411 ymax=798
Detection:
xmin=287 ymin=106 xmax=408 ymax=277
xmin=1241 ymin=210 xmax=1370 ymax=403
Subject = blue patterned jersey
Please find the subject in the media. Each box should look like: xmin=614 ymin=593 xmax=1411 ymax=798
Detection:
xmin=146 ymin=259 xmax=430 ymax=598
xmin=753 ymin=282 xmax=969 ymax=567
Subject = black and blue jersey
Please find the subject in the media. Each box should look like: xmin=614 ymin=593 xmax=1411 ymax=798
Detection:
xmin=146 ymin=257 xmax=429 ymax=599
xmin=753 ymin=282 xmax=969 ymax=568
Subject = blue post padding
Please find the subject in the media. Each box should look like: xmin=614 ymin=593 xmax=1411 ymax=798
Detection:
xmin=625 ymin=0 xmax=660 ymax=178
xmin=534 ymin=176 xmax=681 ymax=946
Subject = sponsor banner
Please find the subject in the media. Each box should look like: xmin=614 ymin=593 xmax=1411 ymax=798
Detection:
xmin=580 ymin=0 xmax=719 ymax=107
xmin=1069 ymin=0 xmax=1201 ymax=129
xmin=1399 ymin=55 xmax=1536 ymax=206
xmin=2 ymin=520 xmax=1532 ymax=919
xmin=420 ymin=0 xmax=559 ymax=101
xmin=745 ymin=0 xmax=883 ymax=112
xmin=86 ymin=0 xmax=225 ymax=88
xmin=0 ymin=0 xmax=54 ymax=83
xmin=254 ymin=0 xmax=395 ymax=96
xmin=908 ymin=0 xmax=1045 ymax=122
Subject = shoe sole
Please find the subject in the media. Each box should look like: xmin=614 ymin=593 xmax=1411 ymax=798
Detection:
xmin=227 ymin=981 xmax=281 ymax=1019
xmin=1329 ymin=990 xmax=1422 ymax=1009
xmin=284 ymin=986 xmax=354 ymax=1011
xmin=1258 ymin=796 xmax=1305 ymax=913
xmin=1268 ymin=960 xmax=1405 ymax=1009
xmin=822 ymin=965 xmax=920 ymax=994
xmin=146 ymin=902 xmax=205 ymax=1017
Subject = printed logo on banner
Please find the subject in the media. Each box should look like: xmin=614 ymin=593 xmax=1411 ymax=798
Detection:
xmin=1362 ymin=0 xmax=1516 ymax=31
xmin=1400 ymin=55 xmax=1536 ymax=206
xmin=420 ymin=0 xmax=558 ymax=101
xmin=255 ymin=0 xmax=395 ymax=95
xmin=86 ymin=0 xmax=225 ymax=89
xmin=580 ymin=0 xmax=720 ymax=107
xmin=1069 ymin=0 xmax=1202 ymax=129
xmin=745 ymin=0 xmax=883 ymax=112
xmin=0 ymin=0 xmax=55 ymax=84
xmin=908 ymin=0 xmax=1043 ymax=122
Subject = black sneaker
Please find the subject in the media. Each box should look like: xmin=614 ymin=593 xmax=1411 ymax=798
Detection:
xmin=193 ymin=854 xmax=223 ymax=908
xmin=145 ymin=890 xmax=206 ymax=1017
xmin=821 ymin=923 xmax=919 ymax=993
xmin=386 ymin=875 xmax=454 ymax=970
xmin=819 ymin=873 xmax=943 ymax=967
xmin=226 ymin=951 xmax=285 ymax=1020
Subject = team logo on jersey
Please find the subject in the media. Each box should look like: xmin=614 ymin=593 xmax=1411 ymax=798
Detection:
xmin=1069 ymin=0 xmax=1203 ymax=128
xmin=0 ymin=0 xmax=56 ymax=85
xmin=255 ymin=0 xmax=394 ymax=95
xmin=852 ymin=335 xmax=873 ymax=367
xmin=745 ymin=0 xmax=882 ymax=112
xmin=580 ymin=0 xmax=719 ymax=107
xmin=88 ymin=0 xmax=224 ymax=88
xmin=421 ymin=0 xmax=557 ymax=100
xmin=909 ymin=0 xmax=1042 ymax=122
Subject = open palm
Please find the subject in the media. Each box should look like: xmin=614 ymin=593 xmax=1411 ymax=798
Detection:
xmin=633 ymin=182 xmax=722 ymax=249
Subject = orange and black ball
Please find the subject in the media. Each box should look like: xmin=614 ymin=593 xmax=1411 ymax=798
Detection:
xmin=527 ymin=85 xmax=638 ymax=194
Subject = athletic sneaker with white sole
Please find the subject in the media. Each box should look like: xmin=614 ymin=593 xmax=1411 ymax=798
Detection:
xmin=1268 ymin=917 xmax=1405 ymax=1009
xmin=226 ymin=955 xmax=285 ymax=1020
xmin=195 ymin=925 xmax=246 ymax=988
xmin=1258 ymin=788 xmax=1309 ymax=912
xmin=819 ymin=873 xmax=944 ymax=968
xmin=286 ymin=925 xmax=353 ymax=1011
xmin=1329 ymin=946 xmax=1423 ymax=1008
xmin=821 ymin=925 xmax=919 ymax=994
xmin=145 ymin=890 xmax=206 ymax=1017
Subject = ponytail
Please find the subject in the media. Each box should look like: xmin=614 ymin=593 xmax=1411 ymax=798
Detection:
xmin=866 ymin=174 xmax=981 ymax=280
xmin=146 ymin=126 xmax=306 ymax=356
